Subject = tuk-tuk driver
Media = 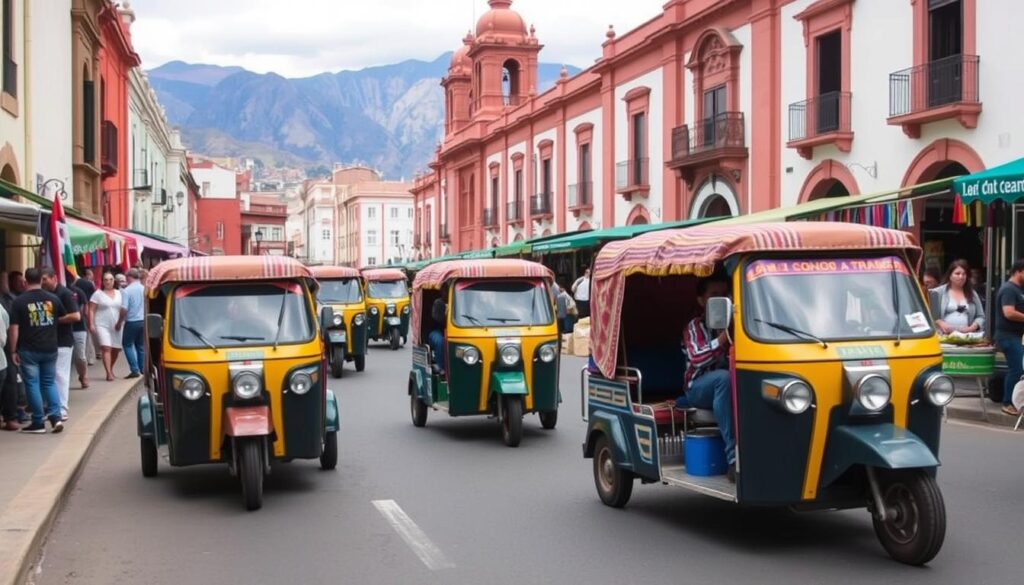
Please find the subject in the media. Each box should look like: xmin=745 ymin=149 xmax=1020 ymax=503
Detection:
xmin=679 ymin=275 xmax=736 ymax=482
xmin=428 ymin=298 xmax=447 ymax=374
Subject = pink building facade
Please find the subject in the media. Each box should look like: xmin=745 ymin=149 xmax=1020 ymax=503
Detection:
xmin=412 ymin=0 xmax=1017 ymax=270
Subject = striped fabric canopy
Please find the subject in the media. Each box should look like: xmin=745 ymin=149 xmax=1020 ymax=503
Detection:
xmin=409 ymin=259 xmax=554 ymax=345
xmin=146 ymin=255 xmax=316 ymax=296
xmin=310 ymin=266 xmax=362 ymax=280
xmin=362 ymin=268 xmax=407 ymax=282
xmin=591 ymin=222 xmax=922 ymax=378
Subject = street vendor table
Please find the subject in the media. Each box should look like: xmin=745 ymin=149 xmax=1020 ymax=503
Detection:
xmin=941 ymin=344 xmax=995 ymax=415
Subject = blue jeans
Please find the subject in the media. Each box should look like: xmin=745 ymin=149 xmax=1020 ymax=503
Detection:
xmin=19 ymin=350 xmax=60 ymax=425
xmin=679 ymin=369 xmax=736 ymax=464
xmin=996 ymin=335 xmax=1024 ymax=406
xmin=427 ymin=330 xmax=445 ymax=372
xmin=123 ymin=320 xmax=145 ymax=375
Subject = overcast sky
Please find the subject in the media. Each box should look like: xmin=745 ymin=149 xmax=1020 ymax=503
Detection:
xmin=128 ymin=0 xmax=665 ymax=77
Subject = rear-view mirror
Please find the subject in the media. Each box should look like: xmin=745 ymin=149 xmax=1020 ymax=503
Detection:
xmin=146 ymin=313 xmax=164 ymax=340
xmin=706 ymin=297 xmax=733 ymax=331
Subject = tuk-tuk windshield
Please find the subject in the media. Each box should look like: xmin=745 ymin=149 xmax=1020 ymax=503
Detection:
xmin=171 ymin=283 xmax=314 ymax=349
xmin=318 ymin=279 xmax=362 ymax=304
xmin=367 ymin=280 xmax=407 ymax=299
xmin=743 ymin=256 xmax=932 ymax=342
xmin=452 ymin=280 xmax=553 ymax=327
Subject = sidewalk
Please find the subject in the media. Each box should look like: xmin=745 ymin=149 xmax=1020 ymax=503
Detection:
xmin=0 ymin=359 xmax=142 ymax=585
xmin=947 ymin=381 xmax=1022 ymax=430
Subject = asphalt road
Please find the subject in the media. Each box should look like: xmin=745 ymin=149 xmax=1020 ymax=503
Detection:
xmin=34 ymin=344 xmax=1024 ymax=585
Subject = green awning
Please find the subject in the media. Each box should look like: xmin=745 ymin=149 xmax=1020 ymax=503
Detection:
xmin=0 ymin=178 xmax=84 ymax=219
xmin=530 ymin=218 xmax=710 ymax=254
xmin=955 ymin=156 xmax=1024 ymax=204
xmin=67 ymin=220 xmax=109 ymax=255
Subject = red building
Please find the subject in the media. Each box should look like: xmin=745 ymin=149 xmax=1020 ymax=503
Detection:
xmin=98 ymin=1 xmax=140 ymax=229
xmin=190 ymin=159 xmax=242 ymax=255
xmin=241 ymin=194 xmax=289 ymax=255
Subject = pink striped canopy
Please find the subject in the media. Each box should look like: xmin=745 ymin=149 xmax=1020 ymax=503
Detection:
xmin=310 ymin=266 xmax=362 ymax=280
xmin=146 ymin=255 xmax=316 ymax=297
xmin=362 ymin=268 xmax=407 ymax=282
xmin=590 ymin=222 xmax=922 ymax=378
xmin=410 ymin=259 xmax=554 ymax=345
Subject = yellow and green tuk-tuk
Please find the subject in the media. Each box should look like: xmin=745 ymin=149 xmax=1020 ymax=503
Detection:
xmin=312 ymin=266 xmax=368 ymax=377
xmin=409 ymin=259 xmax=561 ymax=447
xmin=362 ymin=268 xmax=410 ymax=350
xmin=583 ymin=222 xmax=952 ymax=565
xmin=138 ymin=256 xmax=340 ymax=511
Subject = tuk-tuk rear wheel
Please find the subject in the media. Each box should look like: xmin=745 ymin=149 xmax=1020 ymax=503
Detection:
xmin=539 ymin=410 xmax=558 ymax=430
xmin=500 ymin=396 xmax=523 ymax=447
xmin=239 ymin=439 xmax=264 ymax=511
xmin=140 ymin=437 xmax=158 ymax=478
xmin=320 ymin=432 xmax=338 ymax=470
xmin=593 ymin=435 xmax=633 ymax=508
xmin=354 ymin=355 xmax=366 ymax=372
xmin=871 ymin=469 xmax=946 ymax=566
xmin=410 ymin=395 xmax=428 ymax=427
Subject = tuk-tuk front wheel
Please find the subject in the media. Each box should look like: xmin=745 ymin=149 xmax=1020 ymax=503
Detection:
xmin=320 ymin=432 xmax=338 ymax=470
xmin=871 ymin=469 xmax=946 ymax=566
xmin=593 ymin=435 xmax=633 ymax=508
xmin=238 ymin=438 xmax=265 ymax=511
xmin=140 ymin=437 xmax=158 ymax=478
xmin=354 ymin=354 xmax=366 ymax=372
xmin=389 ymin=328 xmax=400 ymax=350
xmin=500 ymin=396 xmax=523 ymax=447
xmin=330 ymin=347 xmax=345 ymax=379
xmin=539 ymin=410 xmax=558 ymax=430
xmin=410 ymin=395 xmax=428 ymax=427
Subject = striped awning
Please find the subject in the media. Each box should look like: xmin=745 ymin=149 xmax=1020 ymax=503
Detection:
xmin=310 ymin=266 xmax=362 ymax=280
xmin=362 ymin=268 xmax=407 ymax=282
xmin=590 ymin=222 xmax=922 ymax=378
xmin=146 ymin=255 xmax=316 ymax=296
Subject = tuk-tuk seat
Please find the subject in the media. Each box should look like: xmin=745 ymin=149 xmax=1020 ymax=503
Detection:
xmin=622 ymin=345 xmax=717 ymax=428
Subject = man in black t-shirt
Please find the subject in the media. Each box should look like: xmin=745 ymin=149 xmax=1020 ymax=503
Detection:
xmin=9 ymin=268 xmax=67 ymax=433
xmin=42 ymin=269 xmax=81 ymax=421
xmin=994 ymin=259 xmax=1024 ymax=416
xmin=74 ymin=269 xmax=97 ymax=365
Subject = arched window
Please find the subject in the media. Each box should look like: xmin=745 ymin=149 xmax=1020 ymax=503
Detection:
xmin=502 ymin=59 xmax=521 ymax=105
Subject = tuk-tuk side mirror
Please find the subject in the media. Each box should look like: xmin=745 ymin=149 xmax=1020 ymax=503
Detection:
xmin=706 ymin=297 xmax=733 ymax=331
xmin=147 ymin=313 xmax=164 ymax=340
xmin=320 ymin=306 xmax=334 ymax=334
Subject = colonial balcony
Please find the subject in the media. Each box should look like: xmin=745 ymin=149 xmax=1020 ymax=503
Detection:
xmin=506 ymin=200 xmax=524 ymax=225
xmin=482 ymin=208 xmax=498 ymax=228
xmin=787 ymin=91 xmax=853 ymax=159
xmin=101 ymin=120 xmax=118 ymax=177
xmin=614 ymin=158 xmax=649 ymax=200
xmin=530 ymin=192 xmax=552 ymax=219
xmin=888 ymin=54 xmax=981 ymax=138
xmin=667 ymin=112 xmax=747 ymax=187
xmin=567 ymin=181 xmax=593 ymax=217
xmin=439 ymin=223 xmax=450 ymax=243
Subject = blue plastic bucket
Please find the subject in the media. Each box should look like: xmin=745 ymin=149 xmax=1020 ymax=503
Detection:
xmin=684 ymin=430 xmax=727 ymax=476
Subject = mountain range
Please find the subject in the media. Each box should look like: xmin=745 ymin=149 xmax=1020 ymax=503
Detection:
xmin=148 ymin=55 xmax=578 ymax=180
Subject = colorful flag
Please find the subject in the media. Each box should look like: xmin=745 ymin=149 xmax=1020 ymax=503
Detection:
xmin=45 ymin=193 xmax=77 ymax=286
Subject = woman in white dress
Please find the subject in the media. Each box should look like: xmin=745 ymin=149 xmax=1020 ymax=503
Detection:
xmin=89 ymin=272 xmax=123 ymax=381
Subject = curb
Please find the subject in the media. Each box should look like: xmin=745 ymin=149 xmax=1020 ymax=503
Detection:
xmin=0 ymin=378 xmax=142 ymax=585
xmin=946 ymin=401 xmax=1021 ymax=430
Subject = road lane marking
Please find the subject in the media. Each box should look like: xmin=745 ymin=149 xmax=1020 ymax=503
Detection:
xmin=372 ymin=499 xmax=455 ymax=571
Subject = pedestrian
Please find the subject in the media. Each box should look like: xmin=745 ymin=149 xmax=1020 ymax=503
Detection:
xmin=8 ymin=267 xmax=66 ymax=433
xmin=554 ymin=281 xmax=568 ymax=334
xmin=75 ymin=268 xmax=98 ymax=366
xmin=89 ymin=272 xmax=123 ymax=381
xmin=993 ymin=259 xmax=1024 ymax=417
xmin=931 ymin=259 xmax=984 ymax=335
xmin=921 ymin=268 xmax=940 ymax=291
xmin=66 ymin=273 xmax=90 ymax=389
xmin=120 ymin=268 xmax=145 ymax=379
xmin=572 ymin=267 xmax=591 ymax=319
xmin=115 ymin=273 xmax=127 ymax=290
xmin=41 ymin=268 xmax=82 ymax=421
xmin=0 ymin=271 xmax=25 ymax=428
xmin=0 ymin=299 xmax=12 ymax=431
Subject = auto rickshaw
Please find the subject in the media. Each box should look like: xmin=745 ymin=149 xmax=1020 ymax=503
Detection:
xmin=408 ymin=259 xmax=560 ymax=447
xmin=311 ymin=266 xmax=368 ymax=377
xmin=363 ymin=268 xmax=410 ymax=350
xmin=582 ymin=222 xmax=953 ymax=565
xmin=137 ymin=256 xmax=340 ymax=511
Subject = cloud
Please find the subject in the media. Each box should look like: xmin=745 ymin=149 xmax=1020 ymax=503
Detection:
xmin=129 ymin=0 xmax=665 ymax=76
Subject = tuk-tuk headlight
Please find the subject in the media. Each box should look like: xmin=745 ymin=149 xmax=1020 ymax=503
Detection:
xmin=538 ymin=344 xmax=556 ymax=363
xmin=402 ymin=306 xmax=410 ymax=315
xmin=332 ymin=314 xmax=343 ymax=327
xmin=386 ymin=304 xmax=396 ymax=315
xmin=499 ymin=345 xmax=521 ymax=366
xmin=370 ymin=306 xmax=379 ymax=315
xmin=855 ymin=375 xmax=891 ymax=412
xmin=456 ymin=346 xmax=480 ymax=366
xmin=174 ymin=375 xmax=206 ymax=401
xmin=290 ymin=370 xmax=315 ymax=395
xmin=924 ymin=373 xmax=955 ymax=406
xmin=233 ymin=371 xmax=262 ymax=400
xmin=780 ymin=381 xmax=812 ymax=414
xmin=353 ymin=313 xmax=365 ymax=326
